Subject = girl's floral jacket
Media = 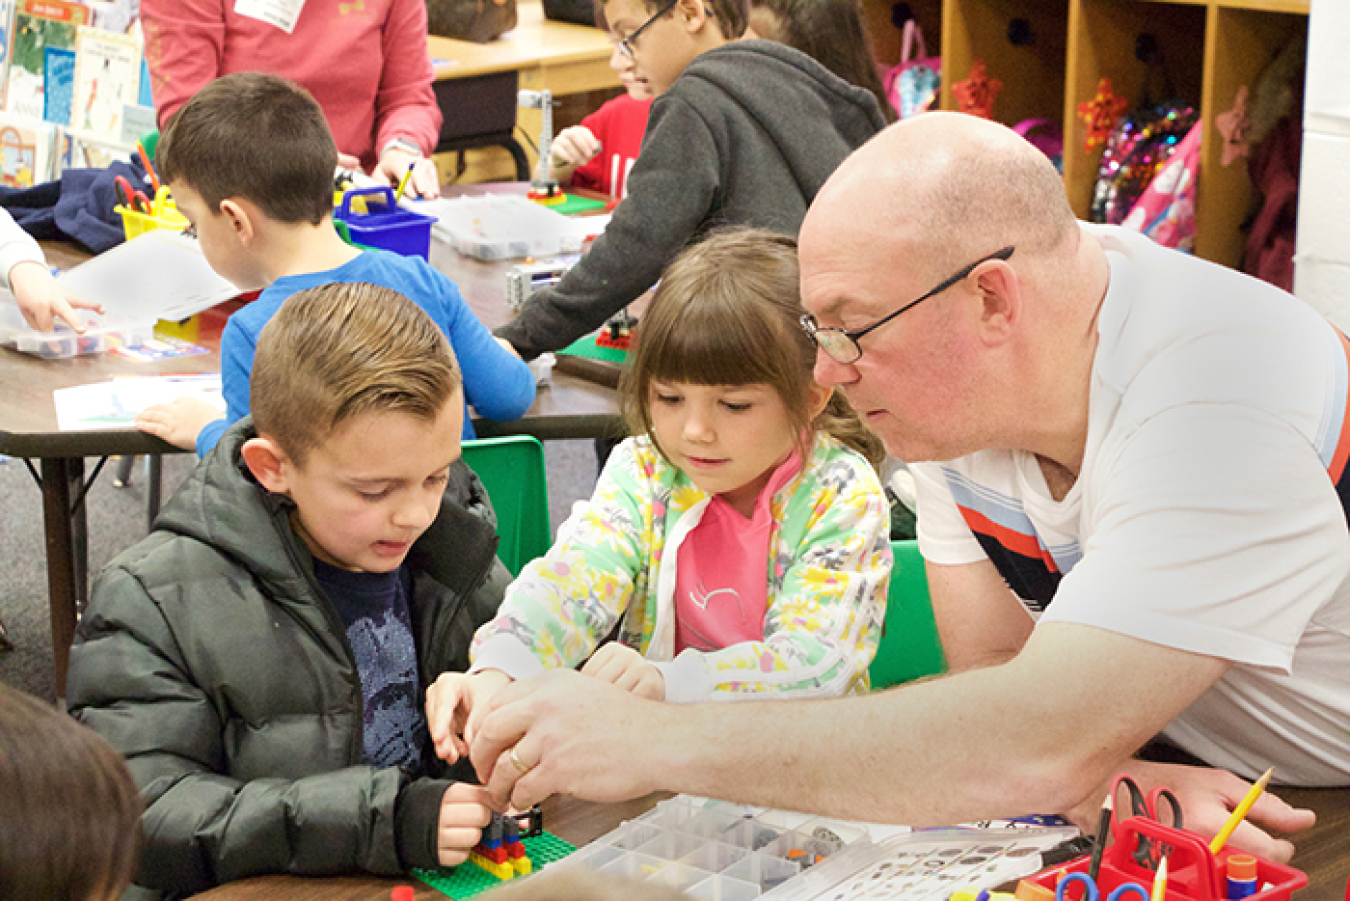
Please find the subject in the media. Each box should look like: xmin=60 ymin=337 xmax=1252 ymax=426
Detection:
xmin=470 ymin=433 xmax=892 ymax=701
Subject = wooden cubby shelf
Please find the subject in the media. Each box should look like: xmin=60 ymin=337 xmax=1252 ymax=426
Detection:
xmin=863 ymin=0 xmax=1309 ymax=269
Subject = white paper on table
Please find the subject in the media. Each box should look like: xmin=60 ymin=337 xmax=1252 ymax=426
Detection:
xmin=53 ymin=375 xmax=224 ymax=431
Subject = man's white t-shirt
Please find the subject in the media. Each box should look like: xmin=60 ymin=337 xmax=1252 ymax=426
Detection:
xmin=914 ymin=225 xmax=1350 ymax=785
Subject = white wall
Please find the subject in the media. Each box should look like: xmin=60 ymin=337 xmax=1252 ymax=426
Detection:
xmin=1295 ymin=0 xmax=1350 ymax=328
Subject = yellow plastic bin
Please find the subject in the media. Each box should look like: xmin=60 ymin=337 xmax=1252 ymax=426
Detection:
xmin=116 ymin=186 xmax=189 ymax=240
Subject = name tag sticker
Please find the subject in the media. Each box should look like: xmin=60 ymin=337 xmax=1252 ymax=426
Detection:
xmin=234 ymin=0 xmax=306 ymax=33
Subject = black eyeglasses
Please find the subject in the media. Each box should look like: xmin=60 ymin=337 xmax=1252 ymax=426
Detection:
xmin=800 ymin=246 xmax=1015 ymax=365
xmin=616 ymin=0 xmax=678 ymax=59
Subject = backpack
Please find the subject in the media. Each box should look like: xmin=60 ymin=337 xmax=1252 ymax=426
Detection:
xmin=1091 ymin=99 xmax=1199 ymax=226
xmin=1121 ymin=120 xmax=1202 ymax=252
xmin=882 ymin=19 xmax=940 ymax=120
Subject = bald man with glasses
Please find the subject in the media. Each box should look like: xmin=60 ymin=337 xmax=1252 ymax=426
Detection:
xmin=464 ymin=114 xmax=1348 ymax=865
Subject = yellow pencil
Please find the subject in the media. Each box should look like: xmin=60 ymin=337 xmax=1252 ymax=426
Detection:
xmin=1210 ymin=767 xmax=1274 ymax=853
xmin=1151 ymin=852 xmax=1168 ymax=901
xmin=394 ymin=161 xmax=416 ymax=201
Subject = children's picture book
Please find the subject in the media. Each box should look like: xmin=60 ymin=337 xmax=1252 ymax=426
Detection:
xmin=72 ymin=25 xmax=140 ymax=139
xmin=5 ymin=0 xmax=89 ymax=121
xmin=0 ymin=110 xmax=58 ymax=186
xmin=0 ymin=0 xmax=17 ymax=107
xmin=42 ymin=42 xmax=73 ymax=123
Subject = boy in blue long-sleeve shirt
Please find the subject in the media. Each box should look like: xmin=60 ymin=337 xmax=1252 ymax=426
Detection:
xmin=135 ymin=72 xmax=534 ymax=453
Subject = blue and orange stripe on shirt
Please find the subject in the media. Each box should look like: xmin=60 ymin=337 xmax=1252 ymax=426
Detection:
xmin=941 ymin=469 xmax=1080 ymax=610
xmin=1315 ymin=326 xmax=1350 ymax=525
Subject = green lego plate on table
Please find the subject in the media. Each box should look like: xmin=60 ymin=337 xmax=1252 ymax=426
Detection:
xmin=557 ymin=332 xmax=629 ymax=364
xmin=414 ymin=832 xmax=576 ymax=898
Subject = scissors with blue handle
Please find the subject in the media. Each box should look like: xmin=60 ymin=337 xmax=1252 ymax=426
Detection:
xmin=1111 ymin=774 xmax=1183 ymax=869
xmin=1055 ymin=871 xmax=1151 ymax=901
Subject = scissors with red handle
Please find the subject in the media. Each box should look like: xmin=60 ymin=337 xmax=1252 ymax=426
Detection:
xmin=113 ymin=175 xmax=152 ymax=214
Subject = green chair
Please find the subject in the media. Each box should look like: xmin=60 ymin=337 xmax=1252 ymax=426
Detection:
xmin=461 ymin=435 xmax=552 ymax=576
xmin=869 ymin=539 xmax=947 ymax=689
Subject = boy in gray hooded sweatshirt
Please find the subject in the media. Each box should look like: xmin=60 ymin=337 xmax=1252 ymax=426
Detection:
xmin=495 ymin=0 xmax=886 ymax=360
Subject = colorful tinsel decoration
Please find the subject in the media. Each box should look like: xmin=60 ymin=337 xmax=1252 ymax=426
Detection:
xmin=1090 ymin=101 xmax=1200 ymax=225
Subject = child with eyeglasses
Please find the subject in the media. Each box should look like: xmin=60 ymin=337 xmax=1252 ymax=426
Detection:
xmin=544 ymin=5 xmax=652 ymax=200
xmin=427 ymin=229 xmax=892 ymax=760
xmin=495 ymin=0 xmax=887 ymax=360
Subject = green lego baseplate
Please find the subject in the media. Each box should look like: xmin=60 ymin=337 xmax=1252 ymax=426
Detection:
xmin=413 ymin=831 xmax=576 ymax=898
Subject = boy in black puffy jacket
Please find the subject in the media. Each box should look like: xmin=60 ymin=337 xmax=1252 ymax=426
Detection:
xmin=68 ymin=282 xmax=508 ymax=897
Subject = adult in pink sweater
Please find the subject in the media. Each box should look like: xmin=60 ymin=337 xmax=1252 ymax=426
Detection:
xmin=142 ymin=0 xmax=443 ymax=198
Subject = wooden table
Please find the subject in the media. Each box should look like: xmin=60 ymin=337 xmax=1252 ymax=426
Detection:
xmin=188 ymin=793 xmax=670 ymax=900
xmin=428 ymin=1 xmax=620 ymax=176
xmin=186 ymin=787 xmax=1350 ymax=899
xmin=1 ymin=208 xmax=620 ymax=697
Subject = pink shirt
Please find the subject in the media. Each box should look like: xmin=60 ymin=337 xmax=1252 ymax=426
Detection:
xmin=142 ymin=0 xmax=441 ymax=172
xmin=673 ymin=451 xmax=803 ymax=654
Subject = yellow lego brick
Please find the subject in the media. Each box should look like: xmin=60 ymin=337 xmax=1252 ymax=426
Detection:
xmin=468 ymin=850 xmax=516 ymax=881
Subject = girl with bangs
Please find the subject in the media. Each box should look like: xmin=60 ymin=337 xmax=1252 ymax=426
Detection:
xmin=427 ymin=230 xmax=892 ymax=758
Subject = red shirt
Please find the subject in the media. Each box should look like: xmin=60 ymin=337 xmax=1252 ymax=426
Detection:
xmin=571 ymin=94 xmax=651 ymax=200
xmin=142 ymin=0 xmax=441 ymax=173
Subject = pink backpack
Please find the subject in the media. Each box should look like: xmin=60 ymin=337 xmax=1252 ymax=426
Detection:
xmin=883 ymin=20 xmax=941 ymax=119
xmin=1121 ymin=120 xmax=1201 ymax=252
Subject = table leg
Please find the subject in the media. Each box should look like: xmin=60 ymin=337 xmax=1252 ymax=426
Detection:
xmin=148 ymin=454 xmax=163 ymax=529
xmin=40 ymin=456 xmax=86 ymax=698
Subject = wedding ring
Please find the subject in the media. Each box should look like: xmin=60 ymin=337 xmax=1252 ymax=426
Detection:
xmin=509 ymin=745 xmax=533 ymax=775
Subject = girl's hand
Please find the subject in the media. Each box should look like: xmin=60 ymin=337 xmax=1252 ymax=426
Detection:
xmin=135 ymin=397 xmax=221 ymax=451
xmin=426 ymin=669 xmax=513 ymax=762
xmin=580 ymin=643 xmax=665 ymax=700
xmin=9 ymin=261 xmax=103 ymax=332
xmin=435 ymin=782 xmax=495 ymax=867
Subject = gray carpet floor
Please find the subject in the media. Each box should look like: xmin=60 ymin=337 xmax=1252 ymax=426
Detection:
xmin=0 ymin=440 xmax=599 ymax=702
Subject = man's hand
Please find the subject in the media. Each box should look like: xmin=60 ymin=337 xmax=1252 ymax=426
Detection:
xmin=426 ymin=669 xmax=513 ymax=763
xmin=435 ymin=782 xmax=496 ymax=868
xmin=134 ymin=397 xmax=222 ymax=451
xmin=1064 ymin=760 xmax=1315 ymax=865
xmin=548 ymin=125 xmax=601 ymax=183
xmin=377 ymin=146 xmax=440 ymax=200
xmin=580 ymin=643 xmax=665 ymax=700
xmin=9 ymin=261 xmax=103 ymax=332
xmin=469 ymin=669 xmax=668 ymax=811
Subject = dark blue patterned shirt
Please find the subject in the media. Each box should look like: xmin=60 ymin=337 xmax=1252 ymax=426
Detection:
xmin=312 ymin=559 xmax=428 ymax=773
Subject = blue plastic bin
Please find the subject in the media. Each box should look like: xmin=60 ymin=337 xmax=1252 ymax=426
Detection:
xmin=334 ymin=186 xmax=435 ymax=260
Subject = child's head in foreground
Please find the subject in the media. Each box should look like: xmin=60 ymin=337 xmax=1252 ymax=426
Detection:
xmin=241 ymin=281 xmax=464 ymax=574
xmin=620 ymin=228 xmax=884 ymax=507
xmin=157 ymin=72 xmax=337 ymax=287
xmin=598 ymin=0 xmax=748 ymax=97
xmin=0 ymin=686 xmax=142 ymax=901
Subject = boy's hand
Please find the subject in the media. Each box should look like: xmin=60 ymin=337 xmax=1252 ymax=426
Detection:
xmin=9 ymin=261 xmax=103 ymax=333
xmin=135 ymin=397 xmax=222 ymax=451
xmin=435 ymin=782 xmax=495 ymax=868
xmin=377 ymin=146 xmax=440 ymax=200
xmin=548 ymin=126 xmax=601 ymax=183
xmin=580 ymin=643 xmax=665 ymax=700
xmin=426 ymin=669 xmax=513 ymax=763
